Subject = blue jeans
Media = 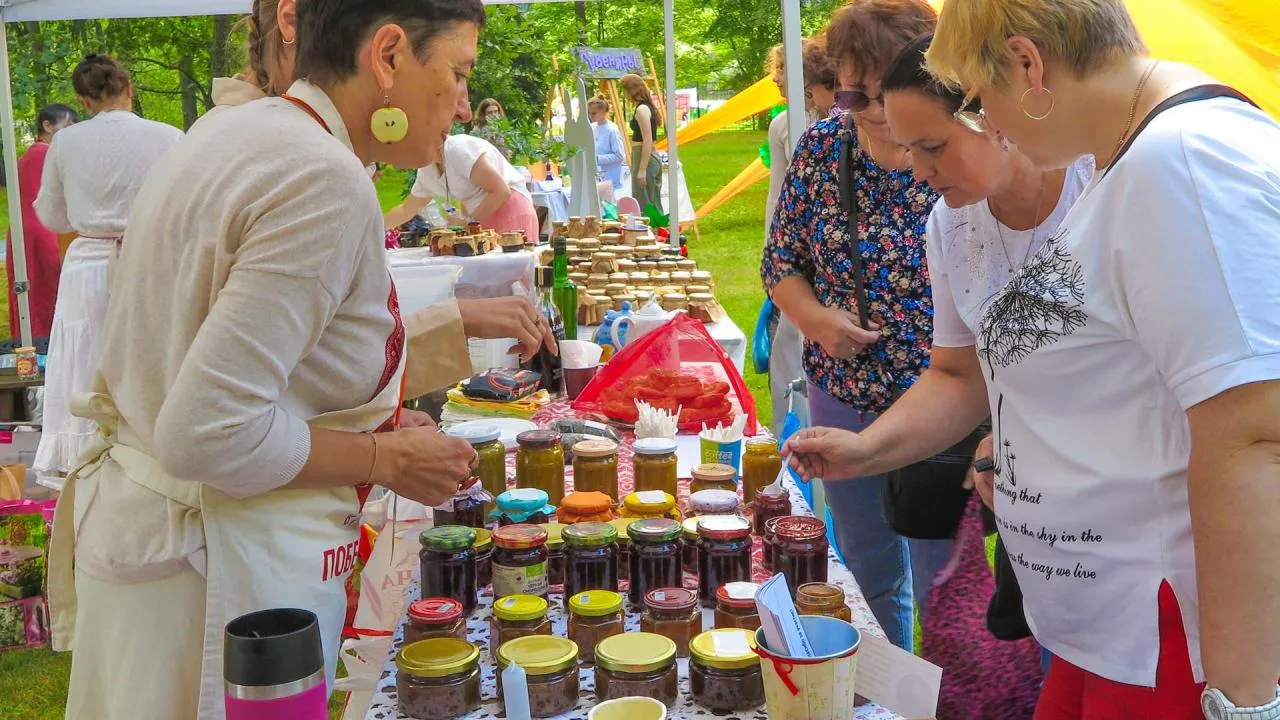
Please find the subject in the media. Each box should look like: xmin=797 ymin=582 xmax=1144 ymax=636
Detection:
xmin=809 ymin=383 xmax=954 ymax=653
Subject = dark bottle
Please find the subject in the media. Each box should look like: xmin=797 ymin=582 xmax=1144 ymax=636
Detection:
xmin=552 ymin=238 xmax=578 ymax=341
xmin=524 ymin=266 xmax=565 ymax=395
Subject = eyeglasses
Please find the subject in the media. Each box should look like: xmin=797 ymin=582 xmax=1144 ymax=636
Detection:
xmin=835 ymin=89 xmax=884 ymax=112
xmin=953 ymin=93 xmax=988 ymax=133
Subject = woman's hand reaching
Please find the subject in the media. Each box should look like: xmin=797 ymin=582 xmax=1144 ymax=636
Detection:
xmin=783 ymin=426 xmax=878 ymax=482
xmin=375 ymin=426 xmax=476 ymax=507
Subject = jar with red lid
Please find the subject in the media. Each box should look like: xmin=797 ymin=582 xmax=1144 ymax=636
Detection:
xmin=405 ymin=598 xmax=469 ymax=645
xmin=639 ymin=587 xmax=702 ymax=657
xmin=696 ymin=515 xmax=753 ymax=608
xmin=492 ymin=524 xmax=550 ymax=600
xmin=773 ymin=516 xmax=829 ymax=592
xmin=627 ymin=518 xmax=683 ymax=607
xmin=751 ymin=486 xmax=791 ymax=536
xmin=713 ymin=582 xmax=761 ymax=632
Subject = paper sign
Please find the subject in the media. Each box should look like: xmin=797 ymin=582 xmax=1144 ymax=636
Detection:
xmin=755 ymin=573 xmax=814 ymax=657
xmin=635 ymin=490 xmax=668 ymax=504
xmin=710 ymin=629 xmax=753 ymax=656
xmin=855 ymin=633 xmax=942 ymax=718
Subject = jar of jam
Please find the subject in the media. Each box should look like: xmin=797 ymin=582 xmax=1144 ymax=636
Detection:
xmin=472 ymin=528 xmax=493 ymax=589
xmin=795 ymin=582 xmax=852 ymax=622
xmin=752 ymin=485 xmax=791 ymax=536
xmin=433 ymin=477 xmax=488 ymax=529
xmin=688 ymin=489 xmax=741 ymax=518
xmin=447 ymin=424 xmax=507 ymax=517
xmin=714 ymin=582 xmax=761 ymax=632
xmin=631 ymin=437 xmax=678 ymax=498
xmin=419 ymin=525 xmax=478 ymax=615
xmin=490 ymin=594 xmax=553 ymax=658
xmin=741 ymin=436 xmax=783 ymax=507
xmin=405 ymin=598 xmax=468 ymax=645
xmin=594 ymin=632 xmax=680 ymax=706
xmin=562 ymin=521 xmax=618 ymax=600
xmin=762 ymin=515 xmax=784 ymax=571
xmin=690 ymin=462 xmax=737 ymax=495
xmin=640 ymin=587 xmax=702 ymax=657
xmin=696 ymin=515 xmax=753 ymax=608
xmin=516 ymin=430 xmax=566 ymax=506
xmin=567 ymin=590 xmax=625 ymax=662
xmin=556 ymin=490 xmax=613 ymax=525
xmin=620 ymin=490 xmax=679 ymax=521
xmin=627 ymin=518 xmax=683 ymax=607
xmin=571 ymin=438 xmax=619 ymax=501
xmin=493 ymin=488 xmax=555 ymax=527
xmin=774 ymin=516 xmax=830 ymax=592
xmin=496 ymin=635 xmax=580 ymax=717
xmin=688 ymin=629 xmax=765 ymax=711
xmin=681 ymin=516 xmax=703 ymax=576
xmin=610 ymin=518 xmax=637 ymax=582
xmin=396 ymin=638 xmax=482 ymax=720
xmin=492 ymin=524 xmax=550 ymax=599
xmin=544 ymin=522 xmax=566 ymax=589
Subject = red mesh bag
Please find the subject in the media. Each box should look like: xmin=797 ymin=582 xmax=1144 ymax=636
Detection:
xmin=571 ymin=314 xmax=757 ymax=435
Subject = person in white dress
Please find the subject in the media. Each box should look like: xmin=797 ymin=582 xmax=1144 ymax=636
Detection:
xmin=32 ymin=54 xmax=182 ymax=490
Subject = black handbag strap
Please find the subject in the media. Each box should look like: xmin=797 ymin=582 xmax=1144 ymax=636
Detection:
xmin=837 ymin=114 xmax=872 ymax=331
xmin=1101 ymin=84 xmax=1257 ymax=180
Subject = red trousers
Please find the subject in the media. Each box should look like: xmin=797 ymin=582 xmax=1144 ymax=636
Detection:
xmin=1034 ymin=582 xmax=1204 ymax=720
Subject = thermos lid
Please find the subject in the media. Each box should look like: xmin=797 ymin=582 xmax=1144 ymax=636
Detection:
xmin=224 ymin=608 xmax=323 ymax=688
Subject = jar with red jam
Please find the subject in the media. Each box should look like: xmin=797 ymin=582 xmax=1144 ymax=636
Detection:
xmin=751 ymin=485 xmax=791 ymax=536
xmin=639 ymin=587 xmax=702 ymax=658
xmin=696 ymin=515 xmax=753 ymax=608
xmin=774 ymin=515 xmax=829 ymax=592
xmin=610 ymin=518 xmax=637 ymax=582
xmin=762 ymin=515 xmax=785 ymax=571
xmin=404 ymin=598 xmax=468 ymax=645
xmin=492 ymin=524 xmax=550 ymax=600
xmin=627 ymin=518 xmax=683 ymax=607
xmin=713 ymin=582 xmax=761 ymax=632
xmin=419 ymin=525 xmax=478 ymax=615
xmin=562 ymin=521 xmax=619 ymax=601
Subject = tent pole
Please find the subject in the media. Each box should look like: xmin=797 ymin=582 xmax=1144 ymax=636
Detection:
xmin=0 ymin=19 xmax=33 ymax=345
xmin=663 ymin=0 xmax=679 ymax=244
xmin=781 ymin=0 xmax=806 ymax=156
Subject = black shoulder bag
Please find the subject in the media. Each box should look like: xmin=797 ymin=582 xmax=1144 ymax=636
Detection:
xmin=837 ymin=115 xmax=983 ymax=540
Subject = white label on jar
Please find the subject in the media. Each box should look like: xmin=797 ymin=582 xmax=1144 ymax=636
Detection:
xmin=493 ymin=560 xmax=548 ymax=598
xmin=636 ymin=490 xmax=667 ymax=504
xmin=711 ymin=630 xmax=753 ymax=656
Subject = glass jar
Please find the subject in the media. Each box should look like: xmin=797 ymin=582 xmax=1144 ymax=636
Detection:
xmin=689 ymin=629 xmax=765 ymax=711
xmin=774 ymin=516 xmax=830 ymax=592
xmin=516 ymin=430 xmax=566 ymax=506
xmin=571 ymin=438 xmax=619 ymax=501
xmin=419 ymin=525 xmax=478 ymax=615
xmin=396 ymin=638 xmax=482 ymax=720
xmin=447 ymin=424 xmax=506 ymax=517
xmin=492 ymin=524 xmax=550 ymax=599
xmin=620 ymin=490 xmax=679 ymax=521
xmin=627 ymin=518 xmax=683 ymax=607
xmin=681 ymin=516 xmax=703 ymax=576
xmin=610 ymin=518 xmax=637 ymax=582
xmin=594 ymin=632 xmax=680 ymax=706
xmin=714 ymin=582 xmax=761 ymax=632
xmin=556 ymin=490 xmax=613 ymax=525
xmin=493 ymin=488 xmax=554 ymax=527
xmin=752 ymin=486 xmax=791 ymax=536
xmin=741 ymin=436 xmax=783 ymax=507
xmin=432 ymin=478 xmax=487 ymax=530
xmin=640 ymin=587 xmax=702 ymax=657
xmin=690 ymin=462 xmax=737 ymax=495
xmin=496 ymin=635 xmax=580 ymax=718
xmin=405 ymin=598 xmax=468 ymax=645
xmin=631 ymin=437 xmax=678 ymax=498
xmin=762 ymin=515 xmax=785 ymax=572
xmin=688 ymin=489 xmax=741 ymax=518
xmin=696 ymin=516 xmax=753 ymax=608
xmin=795 ymin=582 xmax=852 ymax=622
xmin=562 ymin=521 xmax=619 ymax=600
xmin=472 ymin=528 xmax=493 ymax=590
xmin=544 ymin=522 xmax=566 ymax=589
xmin=567 ymin=590 xmax=625 ymax=663
xmin=490 ymin=594 xmax=553 ymax=659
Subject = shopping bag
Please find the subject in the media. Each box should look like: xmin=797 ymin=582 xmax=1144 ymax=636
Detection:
xmin=0 ymin=466 xmax=22 ymax=502
xmin=0 ymin=499 xmax=55 ymax=651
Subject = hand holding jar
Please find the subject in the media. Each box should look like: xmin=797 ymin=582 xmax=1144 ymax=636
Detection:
xmin=378 ymin=426 xmax=477 ymax=507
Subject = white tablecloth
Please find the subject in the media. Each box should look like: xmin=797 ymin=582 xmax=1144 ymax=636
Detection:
xmin=579 ymin=314 xmax=747 ymax=373
xmin=388 ymin=248 xmax=537 ymax=300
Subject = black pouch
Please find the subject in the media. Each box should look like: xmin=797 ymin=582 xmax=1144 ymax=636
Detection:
xmin=881 ymin=429 xmax=983 ymax=539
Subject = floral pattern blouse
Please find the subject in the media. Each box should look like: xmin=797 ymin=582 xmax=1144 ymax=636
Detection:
xmin=762 ymin=113 xmax=938 ymax=412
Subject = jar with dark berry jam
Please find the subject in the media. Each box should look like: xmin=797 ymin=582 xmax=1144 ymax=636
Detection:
xmin=395 ymin=638 xmax=482 ymax=720
xmin=610 ymin=518 xmax=637 ymax=582
xmin=419 ymin=525 xmax=478 ymax=615
xmin=682 ymin=516 xmax=704 ymax=577
xmin=493 ymin=488 xmax=555 ymax=527
xmin=433 ymin=477 xmax=488 ymax=529
xmin=491 ymin=524 xmax=550 ymax=600
xmin=495 ymin=635 xmax=580 ymax=718
xmin=594 ymin=632 xmax=680 ymax=706
xmin=762 ymin=515 xmax=785 ymax=571
xmin=544 ymin=522 xmax=566 ymax=589
xmin=404 ymin=598 xmax=468 ymax=645
xmin=774 ymin=516 xmax=829 ymax=592
xmin=472 ymin=528 xmax=493 ymax=590
xmin=688 ymin=629 xmax=764 ymax=712
xmin=751 ymin=485 xmax=791 ymax=536
xmin=627 ymin=518 xmax=683 ymax=607
xmin=696 ymin=515 xmax=753 ymax=608
xmin=562 ymin=521 xmax=618 ymax=601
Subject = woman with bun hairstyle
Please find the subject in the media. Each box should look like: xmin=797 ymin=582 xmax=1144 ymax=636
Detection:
xmin=31 ymin=54 xmax=181 ymax=490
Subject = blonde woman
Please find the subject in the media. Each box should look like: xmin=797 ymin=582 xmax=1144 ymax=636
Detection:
xmin=619 ymin=72 xmax=663 ymax=212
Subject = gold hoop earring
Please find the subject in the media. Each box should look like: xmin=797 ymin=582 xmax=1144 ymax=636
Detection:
xmin=282 ymin=37 xmax=295 ymax=46
xmin=1020 ymin=87 xmax=1054 ymax=120
xmin=371 ymin=95 xmax=408 ymax=144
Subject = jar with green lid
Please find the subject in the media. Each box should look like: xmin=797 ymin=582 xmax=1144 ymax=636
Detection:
xmin=496 ymin=635 xmax=580 ymax=717
xmin=594 ymin=632 xmax=680 ymax=706
xmin=571 ymin=438 xmax=619 ymax=501
xmin=688 ymin=629 xmax=764 ymax=711
xmin=395 ymin=637 xmax=482 ymax=719
xmin=447 ymin=424 xmax=507 ymax=517
xmin=492 ymin=524 xmax=550 ymax=599
xmin=563 ymin=521 xmax=618 ymax=600
xmin=610 ymin=517 xmax=637 ymax=582
xmin=405 ymin=598 xmax=468 ymax=645
xmin=741 ymin=436 xmax=783 ymax=507
xmin=544 ymin=522 xmax=566 ymax=589
xmin=419 ymin=525 xmax=477 ymax=615
xmin=620 ymin=490 xmax=678 ymax=521
xmin=489 ymin=594 xmax=552 ymax=659
xmin=472 ymin=528 xmax=493 ymax=589
xmin=690 ymin=462 xmax=737 ymax=495
xmin=492 ymin=488 xmax=555 ymax=527
xmin=516 ymin=430 xmax=566 ymax=506
xmin=567 ymin=590 xmax=625 ymax=662
xmin=631 ymin=437 xmax=678 ymax=498
xmin=682 ymin=516 xmax=703 ymax=576
xmin=627 ymin=518 xmax=683 ymax=607
xmin=688 ymin=488 xmax=741 ymax=518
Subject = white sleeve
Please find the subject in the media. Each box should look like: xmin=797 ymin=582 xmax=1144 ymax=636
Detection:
xmin=925 ymin=205 xmax=975 ymax=347
xmin=765 ymin=112 xmax=789 ymax=236
xmin=409 ymin=167 xmax=435 ymax=200
xmin=1118 ymin=104 xmax=1280 ymax=409
xmin=33 ymin=137 xmax=73 ymax=234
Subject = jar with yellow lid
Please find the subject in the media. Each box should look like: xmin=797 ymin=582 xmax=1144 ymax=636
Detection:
xmin=395 ymin=637 xmax=482 ymax=719
xmin=741 ymin=436 xmax=783 ymax=507
xmin=516 ymin=430 xmax=566 ymax=506
xmin=446 ymin=424 xmax=506 ymax=517
xmin=567 ymin=590 xmax=625 ymax=662
xmin=496 ymin=635 xmax=580 ymax=717
xmin=593 ymin=632 xmax=680 ymax=706
xmin=631 ymin=437 xmax=678 ymax=498
xmin=690 ymin=463 xmax=737 ymax=495
xmin=489 ymin=594 xmax=552 ymax=659
xmin=688 ymin=629 xmax=764 ymax=711
xmin=571 ymin=439 xmax=619 ymax=501
xmin=620 ymin=490 xmax=679 ymax=521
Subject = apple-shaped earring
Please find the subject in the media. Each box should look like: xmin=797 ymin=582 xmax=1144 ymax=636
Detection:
xmin=371 ymin=95 xmax=408 ymax=144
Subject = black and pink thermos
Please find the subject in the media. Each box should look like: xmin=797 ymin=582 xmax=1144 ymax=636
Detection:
xmin=224 ymin=608 xmax=328 ymax=720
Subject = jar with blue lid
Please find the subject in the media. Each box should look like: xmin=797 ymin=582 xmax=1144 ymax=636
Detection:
xmin=492 ymin=488 xmax=556 ymax=527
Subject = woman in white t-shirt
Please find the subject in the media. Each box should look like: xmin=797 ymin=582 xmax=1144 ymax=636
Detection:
xmin=384 ymin=132 xmax=539 ymax=242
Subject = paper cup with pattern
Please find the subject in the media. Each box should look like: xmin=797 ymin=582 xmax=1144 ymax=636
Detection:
xmin=754 ymin=615 xmax=861 ymax=720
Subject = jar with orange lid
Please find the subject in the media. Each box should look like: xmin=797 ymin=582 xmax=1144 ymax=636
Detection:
xmin=404 ymin=598 xmax=469 ymax=645
xmin=489 ymin=594 xmax=553 ymax=659
xmin=571 ymin=439 xmax=619 ymax=501
xmin=690 ymin=463 xmax=737 ymax=495
xmin=713 ymin=582 xmax=761 ymax=632
xmin=639 ymin=587 xmax=701 ymax=657
xmin=620 ymin=490 xmax=679 ymax=521
xmin=696 ymin=516 xmax=753 ymax=608
xmin=556 ymin=490 xmax=613 ymax=525
xmin=516 ymin=430 xmax=566 ymax=506
xmin=631 ymin=437 xmax=678 ymax=498
xmin=491 ymin=524 xmax=549 ymax=599
xmin=741 ymin=436 xmax=783 ymax=506
xmin=794 ymin=582 xmax=852 ymax=622
xmin=774 ymin=515 xmax=829 ymax=592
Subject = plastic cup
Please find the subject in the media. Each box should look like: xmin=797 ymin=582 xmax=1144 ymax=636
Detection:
xmin=564 ymin=364 xmax=600 ymax=401
xmin=754 ymin=615 xmax=861 ymax=720
xmin=699 ymin=432 xmax=743 ymax=476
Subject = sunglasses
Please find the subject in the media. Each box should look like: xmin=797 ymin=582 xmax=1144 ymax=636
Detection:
xmin=834 ymin=89 xmax=884 ymax=112
xmin=953 ymin=93 xmax=988 ymax=133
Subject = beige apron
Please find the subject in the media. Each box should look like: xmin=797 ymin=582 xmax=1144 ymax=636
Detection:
xmin=48 ymin=354 xmax=405 ymax=718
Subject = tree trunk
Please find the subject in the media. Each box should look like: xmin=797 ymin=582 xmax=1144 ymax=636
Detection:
xmin=208 ymin=15 xmax=234 ymax=111
xmin=24 ymin=23 xmax=49 ymax=113
xmin=179 ymin=53 xmax=199 ymax=129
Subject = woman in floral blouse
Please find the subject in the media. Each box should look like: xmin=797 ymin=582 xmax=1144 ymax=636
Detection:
xmin=761 ymin=0 xmax=942 ymax=652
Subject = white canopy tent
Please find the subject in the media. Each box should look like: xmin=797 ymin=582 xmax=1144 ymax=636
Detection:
xmin=0 ymin=0 xmax=806 ymax=346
